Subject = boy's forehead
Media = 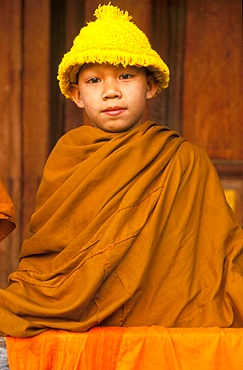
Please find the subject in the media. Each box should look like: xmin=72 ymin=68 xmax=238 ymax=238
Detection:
xmin=79 ymin=63 xmax=146 ymax=74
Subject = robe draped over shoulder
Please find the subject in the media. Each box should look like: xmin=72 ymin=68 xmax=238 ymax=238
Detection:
xmin=0 ymin=181 xmax=15 ymax=242
xmin=0 ymin=121 xmax=243 ymax=337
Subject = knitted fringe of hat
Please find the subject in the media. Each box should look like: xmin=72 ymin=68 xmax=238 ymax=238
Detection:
xmin=58 ymin=3 xmax=170 ymax=99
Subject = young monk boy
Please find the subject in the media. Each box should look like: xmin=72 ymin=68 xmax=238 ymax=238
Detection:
xmin=0 ymin=3 xmax=242 ymax=338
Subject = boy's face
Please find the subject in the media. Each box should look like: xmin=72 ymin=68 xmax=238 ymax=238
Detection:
xmin=69 ymin=63 xmax=158 ymax=133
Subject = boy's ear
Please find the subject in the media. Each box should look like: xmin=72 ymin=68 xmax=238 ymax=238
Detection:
xmin=68 ymin=84 xmax=84 ymax=108
xmin=146 ymin=74 xmax=159 ymax=100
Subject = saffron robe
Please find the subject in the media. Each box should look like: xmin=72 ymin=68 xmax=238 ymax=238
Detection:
xmin=0 ymin=180 xmax=15 ymax=242
xmin=0 ymin=121 xmax=243 ymax=337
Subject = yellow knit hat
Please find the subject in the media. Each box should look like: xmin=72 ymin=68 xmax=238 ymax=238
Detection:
xmin=58 ymin=3 xmax=170 ymax=99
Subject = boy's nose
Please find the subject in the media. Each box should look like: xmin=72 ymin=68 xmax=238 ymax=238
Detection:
xmin=102 ymin=82 xmax=122 ymax=100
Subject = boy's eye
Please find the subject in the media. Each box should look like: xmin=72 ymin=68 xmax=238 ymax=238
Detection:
xmin=120 ymin=73 xmax=132 ymax=80
xmin=87 ymin=77 xmax=100 ymax=84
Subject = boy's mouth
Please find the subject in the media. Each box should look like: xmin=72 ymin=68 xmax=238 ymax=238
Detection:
xmin=103 ymin=106 xmax=126 ymax=116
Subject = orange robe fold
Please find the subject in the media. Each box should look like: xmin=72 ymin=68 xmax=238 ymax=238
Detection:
xmin=0 ymin=180 xmax=15 ymax=242
xmin=0 ymin=121 xmax=243 ymax=337
xmin=6 ymin=327 xmax=243 ymax=369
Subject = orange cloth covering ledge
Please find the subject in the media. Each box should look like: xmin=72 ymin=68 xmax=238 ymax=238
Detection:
xmin=6 ymin=326 xmax=243 ymax=369
xmin=0 ymin=180 xmax=15 ymax=242
xmin=0 ymin=121 xmax=243 ymax=337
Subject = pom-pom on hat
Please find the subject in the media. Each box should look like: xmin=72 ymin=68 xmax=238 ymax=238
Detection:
xmin=58 ymin=3 xmax=170 ymax=99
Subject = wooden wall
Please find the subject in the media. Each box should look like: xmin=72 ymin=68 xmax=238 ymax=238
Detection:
xmin=0 ymin=0 xmax=242 ymax=288
xmin=0 ymin=0 xmax=50 ymax=286
xmin=183 ymin=0 xmax=243 ymax=222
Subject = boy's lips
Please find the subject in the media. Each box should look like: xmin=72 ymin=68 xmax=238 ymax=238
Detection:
xmin=103 ymin=106 xmax=126 ymax=116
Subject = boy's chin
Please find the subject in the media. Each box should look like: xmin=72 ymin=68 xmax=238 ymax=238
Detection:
xmin=93 ymin=121 xmax=143 ymax=133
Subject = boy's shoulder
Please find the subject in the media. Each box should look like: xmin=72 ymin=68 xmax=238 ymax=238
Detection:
xmin=176 ymin=139 xmax=216 ymax=175
xmin=57 ymin=125 xmax=93 ymax=146
xmin=56 ymin=125 xmax=114 ymax=147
